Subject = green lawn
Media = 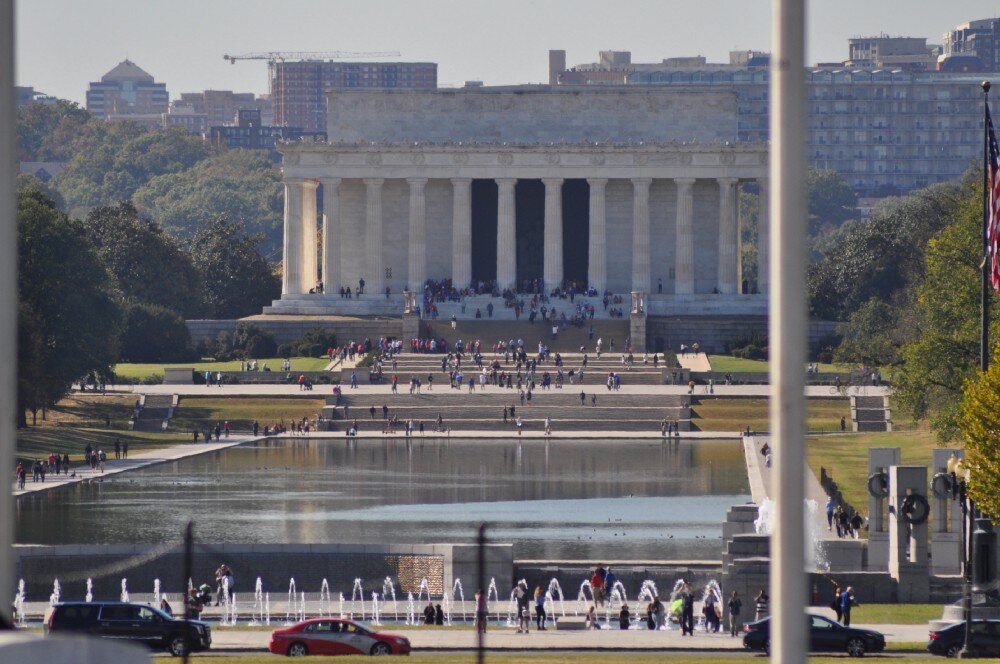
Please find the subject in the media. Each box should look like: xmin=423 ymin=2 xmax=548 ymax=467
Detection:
xmin=708 ymin=355 xmax=855 ymax=374
xmin=171 ymin=397 xmax=325 ymax=431
xmin=693 ymin=398 xmax=850 ymax=433
xmin=113 ymin=357 xmax=331 ymax=381
xmin=806 ymin=428 xmax=954 ymax=510
xmin=849 ymin=603 xmax=942 ymax=625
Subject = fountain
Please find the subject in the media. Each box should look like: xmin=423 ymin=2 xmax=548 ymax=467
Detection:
xmin=250 ymin=577 xmax=265 ymax=625
xmin=545 ymin=578 xmax=566 ymax=618
xmin=700 ymin=580 xmax=724 ymax=630
xmin=285 ymin=578 xmax=298 ymax=624
xmin=415 ymin=577 xmax=430 ymax=604
xmin=120 ymin=578 xmax=130 ymax=603
xmin=604 ymin=585 xmax=625 ymax=627
xmin=576 ymin=579 xmax=594 ymax=615
xmin=265 ymin=592 xmax=271 ymax=625
xmin=320 ymin=579 xmax=332 ymax=617
xmin=300 ymin=592 xmax=306 ymax=621
xmin=153 ymin=578 xmax=161 ymax=606
xmin=371 ymin=591 xmax=381 ymax=625
xmin=14 ymin=580 xmax=26 ymax=627
xmin=452 ymin=578 xmax=466 ymax=622
xmin=486 ymin=577 xmax=501 ymax=624
xmin=442 ymin=591 xmax=452 ymax=625
xmin=350 ymin=578 xmax=366 ymax=620
xmin=50 ymin=579 xmax=61 ymax=607
xmin=382 ymin=577 xmax=399 ymax=622
xmin=220 ymin=576 xmax=236 ymax=626
xmin=338 ymin=592 xmax=345 ymax=619
xmin=85 ymin=578 xmax=93 ymax=603
xmin=755 ymin=497 xmax=830 ymax=571
xmin=405 ymin=592 xmax=416 ymax=625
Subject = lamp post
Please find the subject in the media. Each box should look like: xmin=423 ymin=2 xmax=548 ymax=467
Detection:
xmin=946 ymin=454 xmax=975 ymax=658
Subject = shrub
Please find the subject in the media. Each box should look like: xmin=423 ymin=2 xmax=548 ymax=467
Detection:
xmin=817 ymin=350 xmax=834 ymax=364
xmin=293 ymin=328 xmax=337 ymax=352
xmin=213 ymin=331 xmax=233 ymax=361
xmin=245 ymin=333 xmax=277 ymax=358
xmin=119 ymin=302 xmax=193 ymax=362
xmin=297 ymin=342 xmax=324 ymax=358
xmin=141 ymin=374 xmax=164 ymax=385
xmin=276 ymin=343 xmax=293 ymax=359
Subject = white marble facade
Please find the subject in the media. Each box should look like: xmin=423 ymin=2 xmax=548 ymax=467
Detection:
xmin=270 ymin=87 xmax=769 ymax=313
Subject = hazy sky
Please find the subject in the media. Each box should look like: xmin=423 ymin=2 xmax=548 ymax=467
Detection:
xmin=16 ymin=0 xmax=1000 ymax=104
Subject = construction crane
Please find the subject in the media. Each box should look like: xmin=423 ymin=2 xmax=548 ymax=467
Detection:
xmin=223 ymin=50 xmax=401 ymax=64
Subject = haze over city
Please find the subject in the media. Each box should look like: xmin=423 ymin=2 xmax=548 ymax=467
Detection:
xmin=16 ymin=0 xmax=1000 ymax=102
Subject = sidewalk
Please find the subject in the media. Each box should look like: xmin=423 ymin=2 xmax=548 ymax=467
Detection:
xmin=13 ymin=436 xmax=251 ymax=497
xmin=677 ymin=352 xmax=712 ymax=372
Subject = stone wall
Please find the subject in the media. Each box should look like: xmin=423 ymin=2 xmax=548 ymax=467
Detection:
xmin=646 ymin=316 xmax=839 ymax=355
xmin=326 ymin=87 xmax=738 ymax=144
xmin=186 ymin=317 xmax=404 ymax=346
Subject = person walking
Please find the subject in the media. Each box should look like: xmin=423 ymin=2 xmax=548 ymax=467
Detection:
xmin=754 ymin=588 xmax=769 ymax=621
xmin=680 ymin=588 xmax=695 ymax=635
xmin=704 ymin=587 xmax=721 ymax=633
xmin=475 ymin=589 xmax=488 ymax=634
xmin=831 ymin=586 xmax=843 ymax=622
xmin=840 ymin=586 xmax=855 ymax=626
xmin=728 ymin=591 xmax=743 ymax=637
xmin=534 ymin=586 xmax=547 ymax=630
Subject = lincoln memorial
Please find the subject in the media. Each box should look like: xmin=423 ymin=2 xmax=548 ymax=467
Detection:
xmin=258 ymin=86 xmax=775 ymax=347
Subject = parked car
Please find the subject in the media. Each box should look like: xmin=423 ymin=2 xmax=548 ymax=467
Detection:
xmin=45 ymin=601 xmax=211 ymax=656
xmin=743 ymin=614 xmax=885 ymax=657
xmin=269 ymin=617 xmax=411 ymax=656
xmin=928 ymin=619 xmax=1000 ymax=658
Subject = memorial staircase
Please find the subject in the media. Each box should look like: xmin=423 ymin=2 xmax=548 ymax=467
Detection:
xmin=851 ymin=395 xmax=891 ymax=432
xmin=131 ymin=394 xmax=177 ymax=432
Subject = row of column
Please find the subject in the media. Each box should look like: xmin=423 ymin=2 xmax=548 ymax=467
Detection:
xmin=282 ymin=176 xmax=770 ymax=296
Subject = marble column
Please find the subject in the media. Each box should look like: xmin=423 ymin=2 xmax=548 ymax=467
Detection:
xmin=281 ymin=178 xmax=304 ymax=295
xmin=674 ymin=178 xmax=696 ymax=295
xmin=496 ymin=178 xmax=517 ymax=290
xmin=631 ymin=177 xmax=652 ymax=293
xmin=364 ymin=178 xmax=385 ymax=294
xmin=542 ymin=177 xmax=564 ymax=289
xmin=300 ymin=180 xmax=319 ymax=293
xmin=717 ymin=177 xmax=739 ymax=295
xmin=451 ymin=178 xmax=472 ymax=288
xmin=756 ymin=178 xmax=770 ymax=293
xmin=587 ymin=178 xmax=608 ymax=293
xmin=407 ymin=177 xmax=428 ymax=291
xmin=320 ymin=178 xmax=341 ymax=292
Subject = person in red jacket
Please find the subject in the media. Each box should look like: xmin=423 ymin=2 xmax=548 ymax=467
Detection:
xmin=591 ymin=565 xmax=607 ymax=607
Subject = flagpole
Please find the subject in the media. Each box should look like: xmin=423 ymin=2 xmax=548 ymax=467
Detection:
xmin=983 ymin=80 xmax=991 ymax=374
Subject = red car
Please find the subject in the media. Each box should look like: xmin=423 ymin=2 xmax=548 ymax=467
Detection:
xmin=269 ymin=618 xmax=411 ymax=657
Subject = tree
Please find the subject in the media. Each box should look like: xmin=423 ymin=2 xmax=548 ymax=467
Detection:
xmin=84 ymin=201 xmax=203 ymax=316
xmin=53 ymin=123 xmax=209 ymax=212
xmin=16 ymin=99 xmax=92 ymax=161
xmin=893 ymin=178 xmax=1000 ymax=440
xmin=834 ymin=298 xmax=900 ymax=368
xmin=807 ymin=169 xmax=856 ymax=234
xmin=189 ymin=215 xmax=281 ymax=318
xmin=119 ymin=301 xmax=193 ymax=363
xmin=958 ymin=349 xmax=1000 ymax=518
xmin=18 ymin=189 xmax=122 ymax=426
xmin=133 ymin=150 xmax=283 ymax=253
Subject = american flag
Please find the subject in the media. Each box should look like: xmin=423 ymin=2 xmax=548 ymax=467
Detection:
xmin=988 ymin=105 xmax=1000 ymax=292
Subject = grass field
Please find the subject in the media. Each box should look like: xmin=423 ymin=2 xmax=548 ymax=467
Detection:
xmin=805 ymin=428 xmax=953 ymax=510
xmin=184 ymin=655 xmax=932 ymax=664
xmin=707 ymin=356 xmax=856 ymax=374
xmin=172 ymin=397 xmax=326 ymax=431
xmin=849 ymin=603 xmax=942 ymax=625
xmin=113 ymin=357 xmax=331 ymax=381
xmin=693 ymin=398 xmax=850 ymax=433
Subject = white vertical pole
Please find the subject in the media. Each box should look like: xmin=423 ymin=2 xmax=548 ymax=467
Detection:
xmin=770 ymin=0 xmax=808 ymax=663
xmin=0 ymin=0 xmax=16 ymax=627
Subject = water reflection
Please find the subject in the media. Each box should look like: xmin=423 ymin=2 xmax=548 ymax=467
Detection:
xmin=16 ymin=438 xmax=749 ymax=559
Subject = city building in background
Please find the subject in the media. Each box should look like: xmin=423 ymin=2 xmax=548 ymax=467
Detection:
xmin=846 ymin=36 xmax=939 ymax=71
xmin=208 ymin=109 xmax=325 ymax=160
xmin=944 ymin=17 xmax=1000 ymax=71
xmin=551 ymin=48 xmax=986 ymax=196
xmin=85 ymin=59 xmax=168 ymax=125
xmin=271 ymin=60 xmax=437 ymax=132
xmin=175 ymin=90 xmax=272 ymax=127
xmin=15 ymin=86 xmax=59 ymax=107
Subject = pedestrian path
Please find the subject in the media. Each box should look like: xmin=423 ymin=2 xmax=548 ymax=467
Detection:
xmin=13 ymin=436 xmax=252 ymax=497
xmin=677 ymin=352 xmax=712 ymax=372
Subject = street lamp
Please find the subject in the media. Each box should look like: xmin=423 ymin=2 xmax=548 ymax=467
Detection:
xmin=944 ymin=453 xmax=975 ymax=658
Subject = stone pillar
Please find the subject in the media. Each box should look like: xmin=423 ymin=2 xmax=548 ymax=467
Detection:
xmin=281 ymin=178 xmax=304 ymax=295
xmin=631 ymin=177 xmax=652 ymax=293
xmin=931 ymin=449 xmax=964 ymax=575
xmin=321 ymin=178 xmax=341 ymax=292
xmin=756 ymin=178 xmax=769 ymax=293
xmin=496 ymin=178 xmax=517 ymax=290
xmin=717 ymin=177 xmax=739 ymax=294
xmin=888 ymin=465 xmax=930 ymax=602
xmin=451 ymin=178 xmax=472 ymax=288
xmin=674 ymin=178 xmax=696 ymax=295
xmin=587 ymin=178 xmax=607 ymax=293
xmin=543 ymin=177 xmax=564 ymax=289
xmin=300 ymin=179 xmax=319 ymax=293
xmin=407 ymin=177 xmax=428 ymax=291
xmin=867 ymin=447 xmax=901 ymax=571
xmin=364 ymin=178 xmax=385 ymax=295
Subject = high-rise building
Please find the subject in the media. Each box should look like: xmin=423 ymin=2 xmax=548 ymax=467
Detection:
xmin=86 ymin=60 xmax=168 ymax=119
xmin=175 ymin=90 xmax=272 ymax=127
xmin=271 ymin=60 xmax=437 ymax=133
xmin=944 ymin=18 xmax=1000 ymax=71
xmin=846 ymin=36 xmax=937 ymax=71
xmin=208 ymin=109 xmax=325 ymax=160
xmin=551 ymin=49 xmax=985 ymax=196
